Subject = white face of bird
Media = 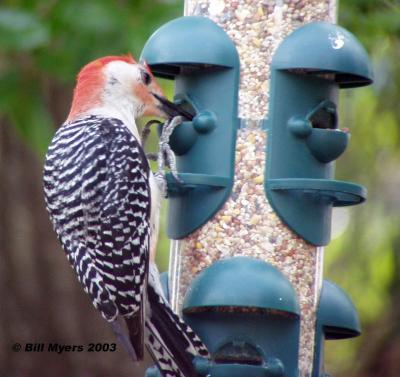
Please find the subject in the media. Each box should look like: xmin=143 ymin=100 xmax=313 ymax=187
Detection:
xmin=67 ymin=55 xmax=190 ymax=124
xmin=104 ymin=59 xmax=168 ymax=119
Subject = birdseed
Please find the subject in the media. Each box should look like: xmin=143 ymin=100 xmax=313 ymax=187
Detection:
xmin=169 ymin=1 xmax=336 ymax=376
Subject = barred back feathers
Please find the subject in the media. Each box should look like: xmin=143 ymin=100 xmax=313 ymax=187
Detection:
xmin=44 ymin=115 xmax=210 ymax=375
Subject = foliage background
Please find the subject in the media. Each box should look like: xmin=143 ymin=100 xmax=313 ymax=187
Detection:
xmin=0 ymin=1 xmax=399 ymax=376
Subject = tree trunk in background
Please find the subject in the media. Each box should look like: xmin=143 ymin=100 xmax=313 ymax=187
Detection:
xmin=0 ymin=119 xmax=149 ymax=376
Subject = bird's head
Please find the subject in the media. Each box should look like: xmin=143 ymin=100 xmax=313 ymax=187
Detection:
xmin=67 ymin=55 xmax=188 ymax=123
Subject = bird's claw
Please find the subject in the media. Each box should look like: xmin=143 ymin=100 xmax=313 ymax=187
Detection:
xmin=154 ymin=171 xmax=168 ymax=198
xmin=159 ymin=116 xmax=183 ymax=143
xmin=160 ymin=144 xmax=183 ymax=184
xmin=141 ymin=119 xmax=162 ymax=150
xmin=155 ymin=116 xmax=184 ymax=195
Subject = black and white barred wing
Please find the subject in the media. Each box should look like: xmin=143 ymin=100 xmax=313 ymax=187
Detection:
xmin=90 ymin=118 xmax=151 ymax=311
xmin=91 ymin=118 xmax=152 ymax=360
xmin=43 ymin=116 xmax=151 ymax=360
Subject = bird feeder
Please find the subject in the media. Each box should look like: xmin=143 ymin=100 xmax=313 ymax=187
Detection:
xmin=266 ymin=21 xmax=373 ymax=245
xmin=183 ymin=256 xmax=300 ymax=377
xmin=140 ymin=1 xmax=373 ymax=376
xmin=313 ymin=280 xmax=361 ymax=376
xmin=140 ymin=16 xmax=240 ymax=239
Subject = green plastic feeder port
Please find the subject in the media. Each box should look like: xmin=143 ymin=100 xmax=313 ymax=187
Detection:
xmin=140 ymin=16 xmax=240 ymax=239
xmin=312 ymin=280 xmax=361 ymax=377
xmin=265 ymin=22 xmax=373 ymax=246
xmin=182 ymin=257 xmax=300 ymax=377
xmin=288 ymin=100 xmax=350 ymax=163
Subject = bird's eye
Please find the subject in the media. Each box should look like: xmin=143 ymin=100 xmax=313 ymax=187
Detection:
xmin=141 ymin=70 xmax=152 ymax=85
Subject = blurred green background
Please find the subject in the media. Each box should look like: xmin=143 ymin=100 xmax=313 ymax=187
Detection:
xmin=0 ymin=1 xmax=399 ymax=376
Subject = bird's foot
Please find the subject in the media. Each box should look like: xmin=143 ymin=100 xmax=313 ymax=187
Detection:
xmin=158 ymin=116 xmax=183 ymax=184
xmin=141 ymin=119 xmax=162 ymax=149
xmin=154 ymin=171 xmax=168 ymax=198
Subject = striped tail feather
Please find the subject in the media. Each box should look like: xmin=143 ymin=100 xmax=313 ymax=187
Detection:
xmin=145 ymin=264 xmax=209 ymax=377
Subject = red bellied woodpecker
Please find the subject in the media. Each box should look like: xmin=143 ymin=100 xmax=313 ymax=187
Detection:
xmin=43 ymin=55 xmax=208 ymax=376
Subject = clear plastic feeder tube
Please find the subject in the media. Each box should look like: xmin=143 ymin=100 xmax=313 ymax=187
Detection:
xmin=170 ymin=1 xmax=336 ymax=376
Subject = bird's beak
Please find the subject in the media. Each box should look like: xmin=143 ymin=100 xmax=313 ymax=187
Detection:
xmin=152 ymin=93 xmax=194 ymax=121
